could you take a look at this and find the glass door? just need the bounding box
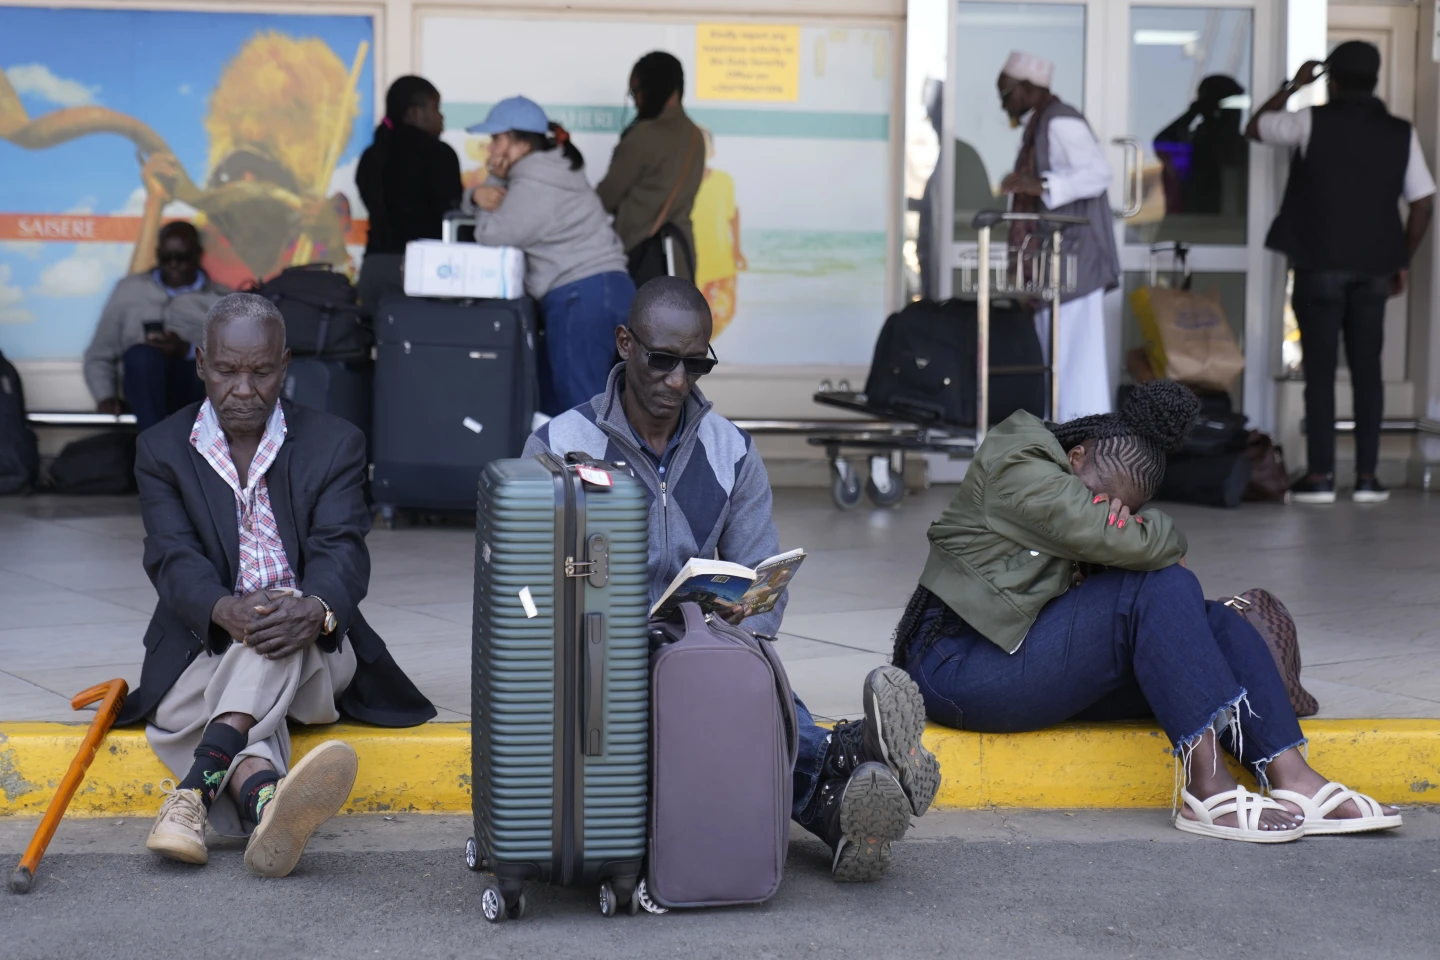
[940,0,1282,421]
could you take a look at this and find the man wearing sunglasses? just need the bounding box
[524,277,939,883]
[84,221,229,431]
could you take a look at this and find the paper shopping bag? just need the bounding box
[1130,285,1245,393]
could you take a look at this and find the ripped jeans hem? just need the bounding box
[1251,736,1309,793]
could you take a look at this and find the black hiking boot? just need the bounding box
[825,666,940,816]
[818,762,911,882]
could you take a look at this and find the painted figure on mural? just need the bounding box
[0,32,367,287]
[690,126,747,338]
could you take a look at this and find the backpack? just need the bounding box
[49,433,137,495]
[250,264,372,359]
[0,352,39,495]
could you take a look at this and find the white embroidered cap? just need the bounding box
[1002,51,1055,88]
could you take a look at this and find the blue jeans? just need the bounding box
[791,696,831,838]
[122,343,204,432]
[905,565,1305,783]
[539,271,635,415]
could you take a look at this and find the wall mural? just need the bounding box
[0,7,374,362]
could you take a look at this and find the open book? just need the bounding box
[650,548,806,621]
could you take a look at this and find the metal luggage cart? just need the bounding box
[805,210,1086,510]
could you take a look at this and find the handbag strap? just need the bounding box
[647,126,701,239]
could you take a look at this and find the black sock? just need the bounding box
[239,769,281,825]
[177,722,247,808]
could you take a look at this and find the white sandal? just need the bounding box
[1268,782,1402,836]
[1174,785,1304,844]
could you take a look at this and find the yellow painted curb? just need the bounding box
[1,719,1436,818]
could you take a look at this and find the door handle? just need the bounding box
[1111,137,1144,218]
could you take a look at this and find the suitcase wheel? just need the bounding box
[480,881,526,923]
[599,882,618,918]
[829,458,863,511]
[464,836,484,871]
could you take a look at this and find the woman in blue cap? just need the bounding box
[464,96,634,415]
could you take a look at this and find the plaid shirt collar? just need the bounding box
[190,399,288,516]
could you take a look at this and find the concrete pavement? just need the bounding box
[4,810,1438,959]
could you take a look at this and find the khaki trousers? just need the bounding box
[146,640,356,837]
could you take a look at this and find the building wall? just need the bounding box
[0,0,906,424]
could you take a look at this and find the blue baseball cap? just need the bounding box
[465,96,550,136]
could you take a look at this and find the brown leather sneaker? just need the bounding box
[243,740,358,878]
[146,780,209,864]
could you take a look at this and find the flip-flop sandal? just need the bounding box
[1269,782,1402,836]
[1174,785,1304,844]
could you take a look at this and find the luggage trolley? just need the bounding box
[808,210,1084,509]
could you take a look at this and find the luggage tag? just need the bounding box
[576,464,612,488]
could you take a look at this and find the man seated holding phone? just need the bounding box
[524,277,941,882]
[83,221,228,431]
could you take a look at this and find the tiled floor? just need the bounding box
[2,488,1438,723]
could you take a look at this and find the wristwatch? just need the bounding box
[309,595,338,636]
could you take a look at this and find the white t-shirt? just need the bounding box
[1256,108,1437,203]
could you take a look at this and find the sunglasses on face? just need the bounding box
[630,331,719,376]
[158,252,195,264]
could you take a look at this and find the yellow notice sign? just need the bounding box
[696,24,800,102]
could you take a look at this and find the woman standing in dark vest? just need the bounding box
[1249,42,1435,504]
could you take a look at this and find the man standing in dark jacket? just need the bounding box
[1249,41,1435,504]
[130,293,434,877]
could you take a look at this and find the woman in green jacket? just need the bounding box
[894,381,1399,843]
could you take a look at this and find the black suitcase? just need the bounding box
[469,454,650,921]
[863,298,1045,427]
[283,357,373,442]
[372,294,538,515]
[251,263,372,359]
[49,433,137,495]
[1157,450,1251,508]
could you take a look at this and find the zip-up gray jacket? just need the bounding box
[522,365,787,636]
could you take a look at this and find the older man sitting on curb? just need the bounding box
[524,278,941,881]
[117,292,434,877]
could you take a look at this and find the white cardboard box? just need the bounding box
[402,240,526,300]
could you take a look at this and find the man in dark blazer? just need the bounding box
[124,292,434,877]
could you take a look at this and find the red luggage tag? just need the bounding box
[577,465,612,487]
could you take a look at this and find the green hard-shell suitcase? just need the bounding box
[467,453,650,921]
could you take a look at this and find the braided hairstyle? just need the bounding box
[1049,380,1200,503]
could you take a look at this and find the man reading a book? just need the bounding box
[524,277,940,882]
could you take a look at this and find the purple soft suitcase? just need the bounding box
[645,603,799,909]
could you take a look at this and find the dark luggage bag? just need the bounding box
[283,357,373,442]
[646,603,798,910]
[372,294,538,516]
[0,352,39,495]
[49,433,137,495]
[252,263,371,359]
[863,298,1045,427]
[468,454,650,922]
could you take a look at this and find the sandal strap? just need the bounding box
[1187,786,1280,830]
[1273,781,1388,821]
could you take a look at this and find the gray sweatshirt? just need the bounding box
[522,365,787,637]
[82,271,228,402]
[462,149,628,300]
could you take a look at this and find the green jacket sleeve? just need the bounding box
[596,132,646,214]
[983,441,1187,569]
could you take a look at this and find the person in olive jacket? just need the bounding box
[891,381,1401,843]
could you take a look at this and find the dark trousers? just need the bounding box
[122,343,204,432]
[905,566,1305,782]
[1292,268,1389,476]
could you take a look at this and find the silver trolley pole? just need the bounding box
[963,210,1087,444]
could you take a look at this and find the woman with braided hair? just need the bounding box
[894,381,1401,842]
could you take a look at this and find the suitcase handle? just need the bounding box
[583,611,605,757]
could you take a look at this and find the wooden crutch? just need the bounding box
[9,679,128,894]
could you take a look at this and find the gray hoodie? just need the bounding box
[522,365,787,637]
[82,271,228,403]
[462,149,629,300]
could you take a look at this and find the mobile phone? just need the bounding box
[143,321,164,337]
